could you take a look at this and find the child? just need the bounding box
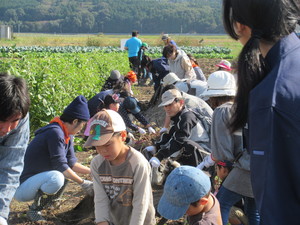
[84,109,156,225]
[101,70,124,92]
[187,54,206,82]
[158,165,222,225]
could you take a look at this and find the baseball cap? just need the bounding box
[162,34,169,40]
[158,166,211,220]
[84,109,126,147]
[162,72,180,86]
[158,89,182,107]
[104,94,121,108]
[216,60,232,71]
[201,71,236,98]
[142,42,148,49]
[123,96,140,114]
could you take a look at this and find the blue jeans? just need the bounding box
[0,114,29,220]
[14,170,65,202]
[216,186,260,225]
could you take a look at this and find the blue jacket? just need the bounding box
[249,32,300,224]
[20,122,77,183]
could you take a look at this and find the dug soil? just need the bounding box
[9,58,221,225]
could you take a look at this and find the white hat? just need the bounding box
[201,71,236,97]
[158,89,182,107]
[162,73,180,86]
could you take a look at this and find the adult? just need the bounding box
[147,57,170,91]
[124,30,142,73]
[147,89,210,168]
[198,71,260,225]
[0,73,30,225]
[15,96,93,222]
[163,44,196,80]
[222,0,300,224]
[161,34,178,49]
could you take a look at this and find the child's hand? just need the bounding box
[138,127,146,135]
[148,126,156,134]
[149,157,160,168]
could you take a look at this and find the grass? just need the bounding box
[0,33,242,58]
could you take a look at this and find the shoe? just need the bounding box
[26,209,46,222]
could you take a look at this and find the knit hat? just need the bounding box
[162,34,169,40]
[84,109,126,147]
[216,60,232,71]
[158,166,211,220]
[158,89,182,107]
[110,70,121,80]
[162,72,180,86]
[123,96,140,114]
[201,71,236,98]
[63,95,90,121]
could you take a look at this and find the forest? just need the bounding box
[0,0,224,34]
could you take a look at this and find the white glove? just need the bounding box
[127,132,136,140]
[80,180,94,196]
[148,126,156,134]
[138,127,146,135]
[149,157,161,168]
[145,145,156,154]
[0,216,7,225]
[198,154,215,169]
[159,127,168,134]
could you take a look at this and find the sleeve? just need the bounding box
[130,160,153,225]
[91,156,111,224]
[65,136,78,168]
[46,129,72,172]
[133,112,149,127]
[156,112,197,161]
[118,106,138,131]
[125,40,129,48]
[181,56,194,79]
[0,114,30,219]
[210,106,236,161]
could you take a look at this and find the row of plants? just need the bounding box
[0,45,233,58]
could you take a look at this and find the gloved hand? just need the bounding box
[127,132,136,140]
[159,127,168,134]
[0,216,7,225]
[198,154,215,169]
[148,126,156,134]
[144,145,156,154]
[138,127,146,135]
[80,179,94,196]
[149,157,161,168]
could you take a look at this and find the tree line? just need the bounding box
[0,0,224,34]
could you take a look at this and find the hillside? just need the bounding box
[0,0,223,34]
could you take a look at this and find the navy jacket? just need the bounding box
[249,32,300,224]
[20,123,77,183]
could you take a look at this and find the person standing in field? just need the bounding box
[0,73,30,225]
[222,0,300,224]
[124,30,142,73]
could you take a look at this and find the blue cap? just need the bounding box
[63,95,90,121]
[123,96,140,114]
[158,166,211,220]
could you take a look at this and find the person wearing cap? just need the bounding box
[216,59,232,72]
[137,42,152,85]
[158,166,222,224]
[163,44,196,80]
[15,96,93,222]
[0,73,30,225]
[161,34,178,48]
[84,109,156,225]
[101,70,124,92]
[147,89,210,168]
[118,96,156,135]
[162,72,207,98]
[198,71,260,225]
[124,30,142,73]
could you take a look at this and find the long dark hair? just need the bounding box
[222,0,299,132]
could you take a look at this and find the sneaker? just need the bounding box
[27,209,46,222]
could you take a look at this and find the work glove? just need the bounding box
[148,126,156,134]
[0,216,7,225]
[138,127,146,135]
[149,157,161,168]
[80,180,94,196]
[144,145,156,154]
[197,154,215,170]
[159,127,168,134]
[127,132,136,140]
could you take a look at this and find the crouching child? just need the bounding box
[158,165,222,225]
[84,109,156,225]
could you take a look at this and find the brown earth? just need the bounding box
[9,58,221,225]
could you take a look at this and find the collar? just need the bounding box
[49,117,70,144]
